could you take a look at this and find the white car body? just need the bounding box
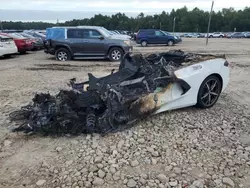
[152,57,229,114]
[205,32,225,38]
[0,35,18,57]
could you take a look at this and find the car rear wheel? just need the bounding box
[141,40,148,47]
[167,40,174,46]
[3,54,12,58]
[19,51,26,55]
[108,47,124,62]
[197,75,222,108]
[56,48,71,61]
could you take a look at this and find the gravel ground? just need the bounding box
[0,38,250,188]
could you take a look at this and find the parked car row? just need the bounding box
[2,26,183,61]
[0,31,45,57]
[23,30,46,43]
[0,33,33,54]
[182,32,250,39]
[183,32,225,38]
[110,30,133,36]
[18,33,44,50]
[2,27,184,61]
[226,32,250,38]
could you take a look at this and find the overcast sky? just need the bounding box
[1,0,250,23]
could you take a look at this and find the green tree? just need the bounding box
[2,7,250,32]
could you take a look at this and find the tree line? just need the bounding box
[2,7,250,32]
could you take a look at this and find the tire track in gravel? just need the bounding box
[23,63,119,72]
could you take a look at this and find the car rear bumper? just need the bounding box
[33,43,44,48]
[26,45,34,51]
[18,45,33,52]
[0,46,18,56]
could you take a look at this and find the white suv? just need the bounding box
[206,32,225,38]
[0,35,18,57]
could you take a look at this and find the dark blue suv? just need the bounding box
[136,29,180,47]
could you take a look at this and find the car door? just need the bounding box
[81,29,105,57]
[144,30,156,44]
[154,30,166,44]
[233,33,240,38]
[66,29,84,55]
[213,32,219,37]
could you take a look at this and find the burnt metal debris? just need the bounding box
[10,50,222,136]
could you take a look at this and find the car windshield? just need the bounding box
[21,33,35,38]
[28,32,45,38]
[162,31,170,35]
[35,32,46,37]
[13,33,23,36]
[109,31,117,35]
[99,27,112,36]
[9,33,25,39]
[0,34,12,40]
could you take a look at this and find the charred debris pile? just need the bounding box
[10,50,222,136]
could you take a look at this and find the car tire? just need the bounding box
[56,48,71,61]
[219,35,223,38]
[141,40,148,47]
[167,40,174,46]
[19,51,26,55]
[209,35,213,38]
[197,75,222,109]
[108,47,124,62]
[3,54,12,58]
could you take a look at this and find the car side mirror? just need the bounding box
[99,36,104,40]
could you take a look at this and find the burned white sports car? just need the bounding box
[10,50,230,135]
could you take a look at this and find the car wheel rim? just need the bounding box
[201,79,220,106]
[169,41,173,46]
[142,42,146,46]
[111,50,121,60]
[58,51,68,61]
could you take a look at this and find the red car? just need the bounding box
[0,33,33,54]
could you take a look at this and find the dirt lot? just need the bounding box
[0,38,250,188]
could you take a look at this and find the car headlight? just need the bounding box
[124,40,131,45]
[174,36,178,39]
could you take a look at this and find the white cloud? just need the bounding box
[1,0,249,22]
[1,0,250,12]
